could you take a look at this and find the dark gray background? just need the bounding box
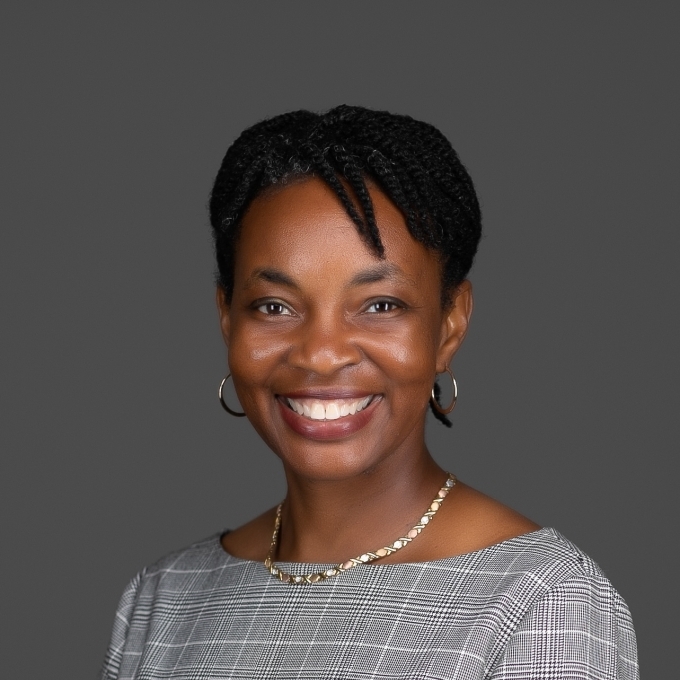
[2,3,677,677]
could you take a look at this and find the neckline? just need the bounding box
[216,526,556,571]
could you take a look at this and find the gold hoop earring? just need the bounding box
[430,367,458,415]
[218,374,246,417]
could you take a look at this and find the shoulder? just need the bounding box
[435,527,639,677]
[117,532,235,607]
[483,532,639,679]
[474,526,608,585]
[106,533,236,635]
[101,534,234,679]
[438,484,630,612]
[423,494,623,623]
[431,524,610,601]
[146,533,227,574]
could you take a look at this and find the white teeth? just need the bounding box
[310,403,325,420]
[286,396,375,420]
[325,403,340,420]
[287,399,302,415]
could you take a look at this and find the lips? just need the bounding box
[277,392,382,440]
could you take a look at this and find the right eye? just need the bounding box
[256,301,292,316]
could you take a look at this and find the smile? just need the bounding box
[277,392,382,440]
[285,396,375,421]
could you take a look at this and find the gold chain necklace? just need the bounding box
[264,473,456,584]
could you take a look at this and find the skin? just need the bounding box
[218,177,539,565]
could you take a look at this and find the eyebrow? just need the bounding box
[243,263,415,290]
[348,263,414,287]
[244,268,299,290]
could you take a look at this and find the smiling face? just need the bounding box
[217,177,472,482]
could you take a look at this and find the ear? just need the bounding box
[216,286,231,347]
[436,280,473,373]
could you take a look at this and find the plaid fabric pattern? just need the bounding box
[101,528,638,679]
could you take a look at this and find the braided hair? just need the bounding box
[209,105,482,426]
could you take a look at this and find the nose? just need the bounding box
[287,311,362,375]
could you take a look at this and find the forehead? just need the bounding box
[234,177,440,287]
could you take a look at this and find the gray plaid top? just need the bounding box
[101,528,638,679]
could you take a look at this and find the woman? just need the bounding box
[101,105,638,679]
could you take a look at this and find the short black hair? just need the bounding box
[209,105,482,426]
[210,105,481,305]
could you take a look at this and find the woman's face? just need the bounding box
[217,177,471,481]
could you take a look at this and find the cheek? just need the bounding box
[235,341,287,365]
[364,322,440,389]
[227,322,288,393]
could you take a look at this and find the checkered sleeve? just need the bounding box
[489,574,639,680]
[100,570,144,680]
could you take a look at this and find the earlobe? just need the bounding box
[436,280,473,372]
[215,286,231,346]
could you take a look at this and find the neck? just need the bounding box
[274,448,447,563]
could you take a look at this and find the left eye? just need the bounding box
[366,301,400,313]
[257,302,292,315]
